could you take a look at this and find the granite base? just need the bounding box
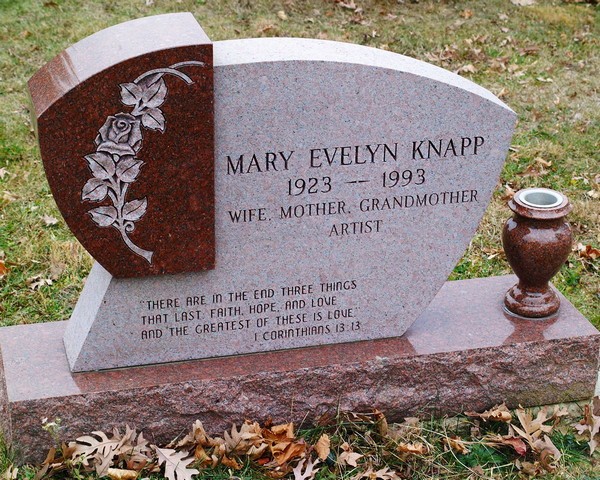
[1,275,599,463]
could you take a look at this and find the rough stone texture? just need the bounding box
[63,36,516,371]
[2,275,598,463]
[28,13,215,277]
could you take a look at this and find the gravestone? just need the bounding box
[1,12,599,463]
[37,14,516,372]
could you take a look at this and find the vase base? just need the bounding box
[502,304,559,321]
[504,283,560,318]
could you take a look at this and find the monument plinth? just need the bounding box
[1,276,598,462]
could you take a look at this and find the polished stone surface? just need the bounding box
[503,188,573,317]
[63,34,516,370]
[2,276,598,462]
[29,13,215,277]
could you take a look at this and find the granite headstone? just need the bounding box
[29,14,517,372]
[3,14,599,463]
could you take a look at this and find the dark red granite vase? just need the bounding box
[502,188,573,318]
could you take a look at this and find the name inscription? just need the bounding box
[224,135,485,238]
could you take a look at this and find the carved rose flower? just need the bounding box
[95,113,142,156]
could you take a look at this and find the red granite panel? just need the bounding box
[28,14,215,277]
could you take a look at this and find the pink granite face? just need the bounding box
[28,13,215,277]
[63,37,517,372]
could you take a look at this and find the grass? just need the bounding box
[0,0,599,478]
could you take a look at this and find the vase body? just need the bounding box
[502,188,573,318]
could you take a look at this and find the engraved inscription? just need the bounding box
[224,136,486,239]
[137,279,361,345]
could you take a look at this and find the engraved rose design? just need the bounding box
[81,61,205,264]
[95,113,142,156]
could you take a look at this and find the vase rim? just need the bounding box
[509,188,572,219]
[518,188,564,208]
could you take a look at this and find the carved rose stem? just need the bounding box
[82,61,204,264]
[109,176,153,263]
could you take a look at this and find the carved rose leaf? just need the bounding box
[82,178,109,202]
[116,156,144,183]
[123,198,147,222]
[89,206,118,227]
[85,152,116,180]
[142,108,166,132]
[141,78,167,109]
[95,113,142,155]
[119,83,143,106]
[140,72,163,87]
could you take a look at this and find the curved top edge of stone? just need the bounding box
[28,12,209,117]
[213,37,516,116]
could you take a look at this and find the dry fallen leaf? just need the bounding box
[515,459,543,476]
[267,423,295,440]
[70,430,126,476]
[277,10,288,20]
[257,24,275,34]
[221,454,242,470]
[352,466,400,480]
[455,64,477,75]
[272,439,307,466]
[0,168,9,180]
[573,402,600,454]
[172,420,217,450]
[534,157,552,167]
[27,275,53,290]
[484,434,527,455]
[337,1,357,10]
[373,409,389,437]
[396,442,428,456]
[577,243,600,261]
[0,260,7,279]
[106,468,138,480]
[224,421,264,455]
[314,434,330,460]
[292,457,319,480]
[533,436,561,472]
[501,184,516,200]
[445,436,469,454]
[42,214,59,226]
[465,403,512,423]
[460,9,473,19]
[496,87,509,99]
[510,0,536,5]
[154,447,199,480]
[2,191,18,202]
[338,442,363,467]
[585,190,600,199]
[1,466,18,480]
